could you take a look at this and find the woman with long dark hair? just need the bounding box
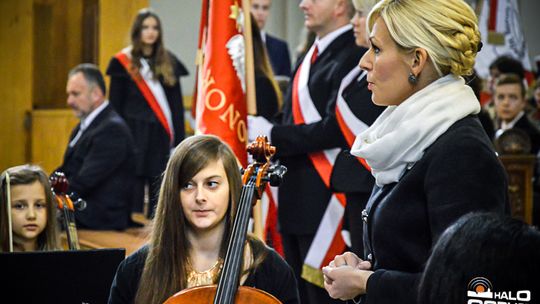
[251,16,282,118]
[106,8,188,219]
[107,135,299,304]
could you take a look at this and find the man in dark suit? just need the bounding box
[251,0,292,78]
[57,63,136,230]
[248,0,360,303]
[494,73,540,154]
[494,73,540,226]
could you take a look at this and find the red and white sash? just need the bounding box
[114,52,174,144]
[335,66,371,170]
[260,187,284,256]
[292,45,347,288]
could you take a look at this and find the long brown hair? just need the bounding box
[251,15,283,108]
[0,164,60,252]
[135,135,268,304]
[129,8,176,86]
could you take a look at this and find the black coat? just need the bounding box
[255,69,279,120]
[106,51,188,177]
[360,116,510,304]
[58,105,136,230]
[512,114,540,155]
[271,29,362,234]
[265,34,291,78]
[330,63,385,194]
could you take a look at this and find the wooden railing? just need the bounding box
[498,154,535,225]
[62,214,149,256]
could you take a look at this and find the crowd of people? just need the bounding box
[2,0,540,303]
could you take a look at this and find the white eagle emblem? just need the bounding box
[226,34,246,92]
[226,2,245,92]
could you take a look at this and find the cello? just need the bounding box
[164,136,287,304]
[49,171,84,250]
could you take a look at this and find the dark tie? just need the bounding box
[311,45,319,65]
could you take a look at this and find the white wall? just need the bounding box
[151,0,308,97]
[519,0,540,73]
[151,0,201,97]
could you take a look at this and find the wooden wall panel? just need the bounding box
[2,0,148,172]
[31,109,78,174]
[98,0,148,74]
[0,0,33,171]
[33,0,83,109]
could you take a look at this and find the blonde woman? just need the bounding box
[323,1,509,303]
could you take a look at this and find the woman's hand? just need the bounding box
[323,252,373,300]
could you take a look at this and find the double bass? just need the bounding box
[164,136,287,304]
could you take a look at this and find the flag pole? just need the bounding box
[192,0,209,127]
[242,0,264,242]
[243,0,256,116]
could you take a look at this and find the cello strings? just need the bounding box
[216,180,256,303]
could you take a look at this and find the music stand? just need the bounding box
[0,248,125,304]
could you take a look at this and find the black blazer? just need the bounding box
[271,29,362,234]
[329,62,385,256]
[330,61,385,194]
[512,114,540,155]
[106,51,188,177]
[255,69,279,120]
[58,105,136,230]
[265,34,292,78]
[360,116,510,304]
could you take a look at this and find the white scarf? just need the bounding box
[351,74,480,187]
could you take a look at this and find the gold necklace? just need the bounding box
[186,258,223,288]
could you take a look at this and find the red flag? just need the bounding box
[195,0,284,255]
[196,0,248,166]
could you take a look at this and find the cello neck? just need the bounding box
[213,183,256,304]
[50,171,80,250]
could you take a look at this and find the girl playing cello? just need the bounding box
[108,135,299,304]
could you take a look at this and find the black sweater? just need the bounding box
[108,244,299,304]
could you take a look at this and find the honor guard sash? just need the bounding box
[114,52,174,144]
[335,66,371,171]
[292,45,347,288]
